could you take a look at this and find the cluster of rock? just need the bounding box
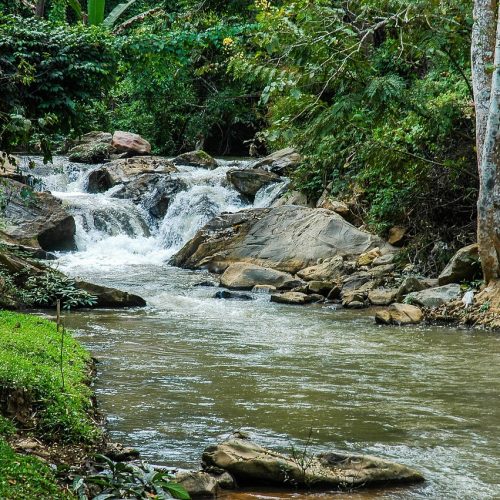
[171,145,481,325]
[176,212,478,325]
[173,436,424,498]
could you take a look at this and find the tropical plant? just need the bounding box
[73,455,190,499]
[22,271,98,309]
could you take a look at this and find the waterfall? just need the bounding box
[21,155,289,271]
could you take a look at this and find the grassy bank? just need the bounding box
[0,310,101,499]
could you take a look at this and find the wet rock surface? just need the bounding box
[201,438,424,490]
[227,169,280,198]
[220,263,303,290]
[173,206,393,274]
[0,179,76,251]
[172,150,218,169]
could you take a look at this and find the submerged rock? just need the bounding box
[375,303,423,325]
[172,206,393,274]
[227,169,280,198]
[220,263,302,290]
[202,438,424,489]
[76,281,146,308]
[172,150,218,170]
[438,243,481,285]
[213,290,253,301]
[0,179,76,251]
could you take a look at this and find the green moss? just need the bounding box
[0,311,100,443]
[0,439,72,499]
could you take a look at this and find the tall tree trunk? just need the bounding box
[35,0,46,17]
[474,3,500,283]
[472,0,497,163]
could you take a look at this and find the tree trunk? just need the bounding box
[473,1,500,283]
[472,0,497,164]
[35,0,46,17]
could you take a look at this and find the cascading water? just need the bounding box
[20,155,288,271]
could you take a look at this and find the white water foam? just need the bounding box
[23,156,288,273]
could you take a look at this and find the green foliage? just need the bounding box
[231,0,477,260]
[0,311,100,442]
[23,271,98,310]
[73,455,190,499]
[87,0,105,25]
[0,439,71,499]
[0,14,117,155]
[106,4,261,155]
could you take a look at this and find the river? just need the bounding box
[23,156,500,499]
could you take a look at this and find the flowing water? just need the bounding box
[23,157,500,499]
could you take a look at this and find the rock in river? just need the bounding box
[252,147,302,176]
[172,206,393,274]
[112,130,151,155]
[227,169,280,198]
[172,150,218,170]
[220,263,302,290]
[375,303,423,325]
[0,179,76,251]
[76,281,146,308]
[202,438,424,490]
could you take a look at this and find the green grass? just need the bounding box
[0,439,72,499]
[0,311,101,499]
[0,311,100,442]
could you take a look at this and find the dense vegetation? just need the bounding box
[0,0,477,265]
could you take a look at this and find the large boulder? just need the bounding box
[172,206,394,274]
[406,284,462,308]
[0,179,76,251]
[75,281,146,308]
[202,438,424,490]
[227,169,280,198]
[111,131,151,155]
[438,244,481,285]
[88,156,178,191]
[375,303,423,325]
[220,263,302,290]
[172,150,218,170]
[253,148,302,175]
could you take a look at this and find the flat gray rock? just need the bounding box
[173,206,393,274]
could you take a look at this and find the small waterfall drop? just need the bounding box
[21,155,289,272]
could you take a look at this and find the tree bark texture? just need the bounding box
[472,0,497,164]
[475,2,500,283]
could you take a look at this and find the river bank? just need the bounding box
[0,310,102,498]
